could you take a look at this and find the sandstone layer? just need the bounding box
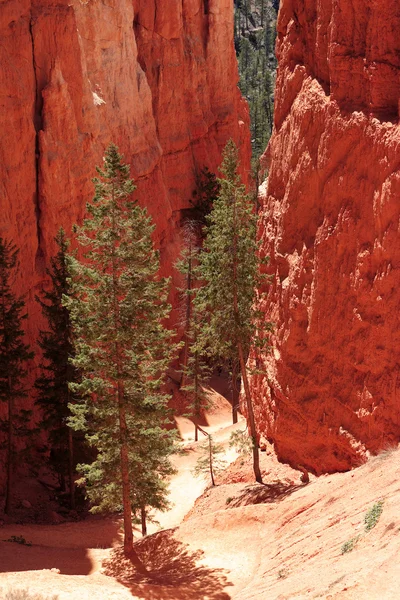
[251,0,400,473]
[0,0,249,358]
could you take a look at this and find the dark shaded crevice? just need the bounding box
[29,15,45,274]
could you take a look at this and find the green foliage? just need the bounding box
[195,140,271,367]
[0,238,34,512]
[277,568,290,579]
[364,501,384,532]
[5,535,32,546]
[192,435,227,486]
[35,229,79,493]
[341,500,384,555]
[194,140,271,483]
[189,167,220,227]
[229,429,253,455]
[234,1,278,158]
[65,144,177,533]
[0,239,34,415]
[341,535,360,554]
[175,224,212,433]
[2,591,58,600]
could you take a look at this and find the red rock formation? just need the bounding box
[251,0,400,474]
[0,0,249,352]
[0,0,250,483]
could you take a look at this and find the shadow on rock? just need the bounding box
[103,528,232,599]
[228,482,303,508]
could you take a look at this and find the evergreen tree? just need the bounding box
[195,141,272,484]
[65,144,176,556]
[180,309,212,442]
[192,434,227,487]
[176,224,212,441]
[189,167,220,228]
[235,1,278,159]
[0,239,34,514]
[35,228,78,509]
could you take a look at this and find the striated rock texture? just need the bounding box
[0,0,250,484]
[0,0,249,351]
[251,0,400,474]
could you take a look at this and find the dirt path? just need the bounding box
[1,386,399,600]
[0,386,241,599]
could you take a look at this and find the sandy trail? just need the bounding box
[1,384,400,599]
[0,385,241,599]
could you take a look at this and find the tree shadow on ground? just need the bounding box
[102,528,232,599]
[0,541,92,575]
[228,482,303,508]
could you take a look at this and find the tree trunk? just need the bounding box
[238,342,262,483]
[118,393,147,571]
[180,244,193,387]
[193,345,201,437]
[5,375,13,514]
[195,423,199,442]
[231,362,239,424]
[244,0,249,30]
[141,506,147,536]
[118,387,134,554]
[209,436,215,487]
[68,427,75,509]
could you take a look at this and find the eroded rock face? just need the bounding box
[251,0,400,474]
[0,1,249,484]
[0,0,249,355]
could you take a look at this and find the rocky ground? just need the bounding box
[0,384,399,599]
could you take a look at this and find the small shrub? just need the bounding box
[341,535,360,554]
[278,568,289,579]
[2,590,58,600]
[364,501,384,532]
[225,496,234,505]
[229,429,252,456]
[5,535,32,546]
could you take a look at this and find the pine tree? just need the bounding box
[195,141,272,484]
[65,144,176,556]
[35,228,78,509]
[235,1,278,159]
[192,434,227,487]
[175,223,212,442]
[0,239,34,514]
[189,167,220,228]
[181,310,212,442]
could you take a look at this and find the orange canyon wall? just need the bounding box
[251,0,400,473]
[0,0,250,355]
[0,0,250,484]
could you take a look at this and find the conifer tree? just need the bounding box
[65,144,176,556]
[176,224,212,441]
[189,167,220,228]
[195,141,272,484]
[35,228,78,509]
[193,434,227,487]
[0,239,34,514]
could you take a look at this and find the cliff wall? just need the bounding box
[251,0,400,473]
[0,0,250,347]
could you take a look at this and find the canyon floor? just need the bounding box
[0,383,399,600]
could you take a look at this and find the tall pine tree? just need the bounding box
[195,141,272,484]
[175,226,211,442]
[35,228,78,509]
[0,239,34,514]
[65,144,176,555]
